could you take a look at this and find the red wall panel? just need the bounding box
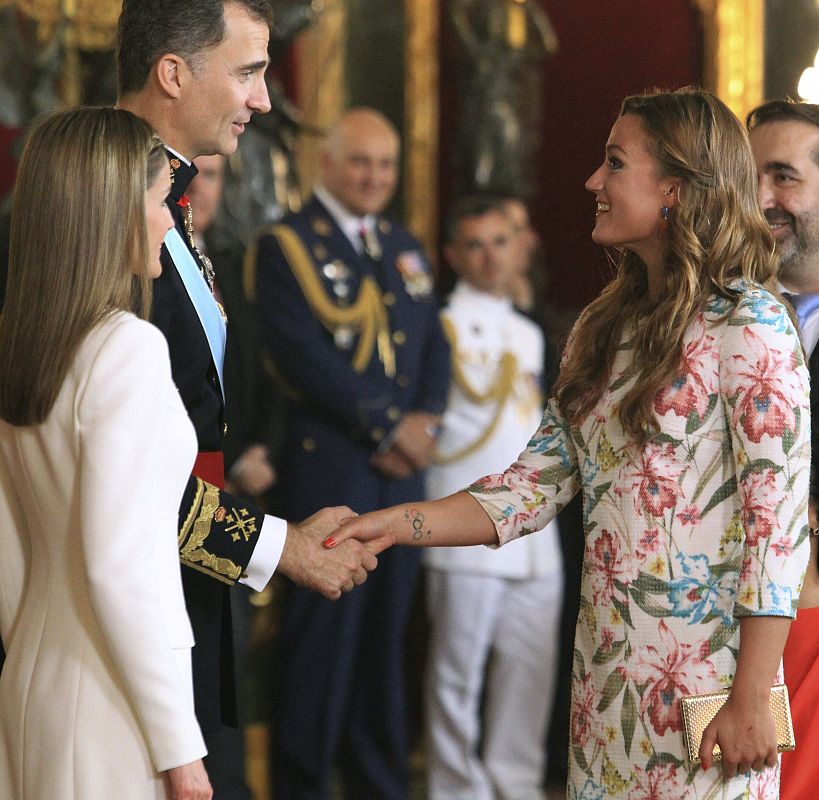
[439,0,704,314]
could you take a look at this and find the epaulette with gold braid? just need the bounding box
[253,224,395,376]
[434,317,519,465]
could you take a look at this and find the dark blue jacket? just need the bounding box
[253,194,451,517]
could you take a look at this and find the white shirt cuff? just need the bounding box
[239,514,287,591]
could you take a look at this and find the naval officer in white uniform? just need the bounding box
[424,196,563,800]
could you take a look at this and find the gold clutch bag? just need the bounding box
[679,684,795,763]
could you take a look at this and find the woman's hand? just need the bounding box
[323,507,399,555]
[323,493,498,553]
[698,689,778,777]
[165,759,212,800]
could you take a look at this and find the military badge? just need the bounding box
[334,326,355,350]
[168,157,181,184]
[322,260,352,303]
[322,260,350,281]
[396,250,433,298]
[311,217,333,237]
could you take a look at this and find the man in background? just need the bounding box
[424,195,563,800]
[253,107,451,800]
[748,98,819,800]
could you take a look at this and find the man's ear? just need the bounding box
[154,54,187,99]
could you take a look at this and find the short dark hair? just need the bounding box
[117,0,272,96]
[444,194,511,243]
[746,99,819,132]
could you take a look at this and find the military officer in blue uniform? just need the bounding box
[115,3,377,797]
[252,107,451,800]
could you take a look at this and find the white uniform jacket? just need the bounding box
[425,281,562,579]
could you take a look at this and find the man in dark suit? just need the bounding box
[748,99,819,798]
[116,3,377,797]
[252,107,451,799]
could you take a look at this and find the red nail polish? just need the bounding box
[324,536,336,548]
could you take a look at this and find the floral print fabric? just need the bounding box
[467,284,810,799]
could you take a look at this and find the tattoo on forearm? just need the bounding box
[404,508,431,541]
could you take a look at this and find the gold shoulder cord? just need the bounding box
[434,317,519,465]
[267,224,395,376]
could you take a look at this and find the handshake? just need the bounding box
[274,412,442,599]
[277,505,379,599]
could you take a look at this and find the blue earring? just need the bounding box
[661,206,670,222]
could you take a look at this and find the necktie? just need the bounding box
[359,224,382,261]
[785,292,819,332]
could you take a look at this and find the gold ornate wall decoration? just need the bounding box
[2,0,121,107]
[296,0,348,194]
[695,0,764,121]
[404,0,440,261]
[11,0,121,50]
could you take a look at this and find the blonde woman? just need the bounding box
[0,108,211,799]
[328,88,810,799]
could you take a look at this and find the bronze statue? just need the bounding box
[450,0,558,197]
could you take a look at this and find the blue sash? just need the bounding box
[164,228,226,400]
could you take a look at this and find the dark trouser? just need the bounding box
[271,546,422,800]
[203,724,252,800]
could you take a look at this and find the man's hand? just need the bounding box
[165,759,212,799]
[277,506,378,599]
[227,443,276,497]
[370,447,415,478]
[390,412,440,470]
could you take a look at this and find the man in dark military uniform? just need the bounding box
[116,3,376,797]
[252,107,451,800]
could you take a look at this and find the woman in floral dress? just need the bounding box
[326,88,811,799]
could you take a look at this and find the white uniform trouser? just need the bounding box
[424,569,563,800]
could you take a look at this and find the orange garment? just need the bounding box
[781,605,819,800]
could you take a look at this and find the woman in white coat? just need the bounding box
[0,107,211,799]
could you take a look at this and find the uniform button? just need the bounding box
[372,428,385,442]
[392,330,406,346]
[302,437,316,452]
[387,406,401,422]
[223,423,228,436]
[383,292,396,306]
[397,375,410,388]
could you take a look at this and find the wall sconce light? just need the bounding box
[799,48,819,101]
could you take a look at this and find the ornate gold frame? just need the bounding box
[695,0,765,120]
[295,0,348,193]
[404,0,440,259]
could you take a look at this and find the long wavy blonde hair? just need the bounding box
[554,87,781,443]
[0,107,165,426]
